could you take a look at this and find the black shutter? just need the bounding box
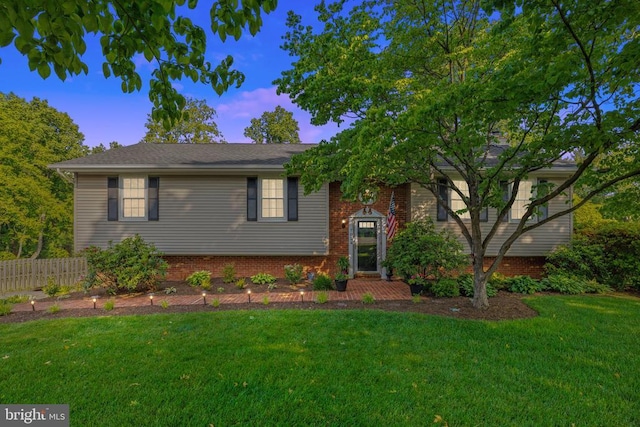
[107,177,119,221]
[247,177,257,221]
[287,177,299,221]
[148,177,159,221]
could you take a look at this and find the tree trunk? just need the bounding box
[30,231,44,259]
[471,253,489,309]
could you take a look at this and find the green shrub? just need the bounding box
[432,278,460,298]
[222,264,236,284]
[82,235,168,293]
[251,273,276,285]
[0,301,13,316]
[541,274,611,295]
[160,300,170,309]
[262,296,270,305]
[2,295,29,304]
[48,304,61,314]
[313,273,333,291]
[385,218,469,281]
[488,272,509,290]
[42,277,61,297]
[505,275,545,294]
[212,298,220,308]
[362,292,375,304]
[284,264,304,285]
[315,291,329,304]
[186,270,211,289]
[103,299,115,311]
[545,222,640,291]
[235,278,246,289]
[0,251,16,260]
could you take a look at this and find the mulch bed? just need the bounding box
[0,279,538,324]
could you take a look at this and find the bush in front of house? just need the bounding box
[186,270,211,290]
[432,278,460,298]
[313,273,333,291]
[83,235,168,294]
[284,263,304,285]
[540,273,611,295]
[545,222,640,291]
[504,275,546,295]
[385,218,469,282]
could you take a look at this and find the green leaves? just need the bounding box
[1,0,276,124]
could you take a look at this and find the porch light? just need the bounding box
[341,219,346,228]
[30,299,35,311]
[247,290,251,303]
[149,293,154,305]
[202,292,207,305]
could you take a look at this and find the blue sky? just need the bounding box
[0,2,344,148]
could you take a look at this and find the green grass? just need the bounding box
[0,294,638,426]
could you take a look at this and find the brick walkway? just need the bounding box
[11,278,412,312]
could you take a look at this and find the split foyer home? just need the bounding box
[50,143,574,280]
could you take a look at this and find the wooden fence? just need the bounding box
[0,257,88,295]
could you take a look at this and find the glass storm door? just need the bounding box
[356,220,378,272]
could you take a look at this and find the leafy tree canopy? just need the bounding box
[276,0,640,308]
[140,97,225,143]
[0,92,88,258]
[244,105,301,143]
[0,0,277,125]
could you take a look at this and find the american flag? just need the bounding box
[386,191,397,241]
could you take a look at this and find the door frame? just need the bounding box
[348,208,386,278]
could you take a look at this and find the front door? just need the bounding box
[356,220,378,272]
[348,209,386,277]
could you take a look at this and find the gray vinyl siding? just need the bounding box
[410,180,572,257]
[75,175,329,255]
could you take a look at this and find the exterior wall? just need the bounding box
[409,179,572,257]
[327,183,410,274]
[74,174,329,256]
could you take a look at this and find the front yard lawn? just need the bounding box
[0,294,638,426]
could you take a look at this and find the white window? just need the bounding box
[511,180,533,221]
[261,178,284,219]
[451,180,470,219]
[122,177,146,218]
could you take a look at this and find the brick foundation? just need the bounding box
[479,256,546,279]
[165,255,330,281]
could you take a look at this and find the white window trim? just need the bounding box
[120,175,148,221]
[258,177,287,222]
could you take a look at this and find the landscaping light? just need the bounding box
[92,296,97,309]
[31,300,35,311]
[247,290,251,303]
[202,292,207,305]
[149,294,154,306]
[300,291,304,302]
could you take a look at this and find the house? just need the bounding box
[50,143,574,280]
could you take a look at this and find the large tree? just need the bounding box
[140,97,225,143]
[275,0,640,308]
[0,93,87,259]
[244,105,301,143]
[0,0,277,124]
